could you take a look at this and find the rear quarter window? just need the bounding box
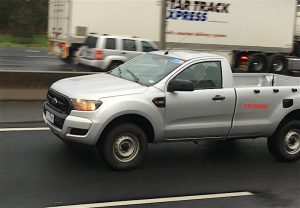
[105,38,116,50]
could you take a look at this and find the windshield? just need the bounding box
[109,54,184,85]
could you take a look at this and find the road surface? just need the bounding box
[1,121,300,208]
[0,47,92,72]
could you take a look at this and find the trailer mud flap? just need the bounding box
[62,46,69,59]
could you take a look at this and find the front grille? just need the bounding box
[44,103,67,129]
[47,89,72,114]
[54,115,65,129]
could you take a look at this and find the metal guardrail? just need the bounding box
[0,70,95,101]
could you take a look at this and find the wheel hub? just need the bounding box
[113,134,140,162]
[120,143,130,152]
[273,60,283,72]
[253,61,263,71]
[284,130,300,155]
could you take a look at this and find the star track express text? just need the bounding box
[166,0,230,22]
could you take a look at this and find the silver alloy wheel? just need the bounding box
[272,60,284,72]
[284,130,300,155]
[113,134,140,162]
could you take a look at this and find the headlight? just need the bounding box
[71,99,102,111]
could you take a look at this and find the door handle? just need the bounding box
[212,95,225,101]
[120,52,127,54]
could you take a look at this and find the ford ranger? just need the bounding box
[43,50,300,170]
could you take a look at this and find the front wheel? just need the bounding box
[268,121,300,162]
[98,123,148,170]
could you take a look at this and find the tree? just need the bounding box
[0,1,15,34]
[0,0,48,37]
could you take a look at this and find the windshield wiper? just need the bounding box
[126,69,140,83]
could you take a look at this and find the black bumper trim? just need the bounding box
[44,103,68,129]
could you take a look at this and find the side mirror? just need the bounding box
[167,79,194,92]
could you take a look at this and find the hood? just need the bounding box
[51,73,147,100]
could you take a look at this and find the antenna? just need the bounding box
[164,34,191,55]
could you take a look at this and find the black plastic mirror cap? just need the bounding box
[168,79,194,92]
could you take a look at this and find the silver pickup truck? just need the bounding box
[44,50,300,170]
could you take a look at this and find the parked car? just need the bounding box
[79,34,159,71]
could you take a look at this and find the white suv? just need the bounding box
[79,34,159,71]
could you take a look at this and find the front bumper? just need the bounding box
[43,104,100,145]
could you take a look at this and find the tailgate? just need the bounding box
[82,36,99,59]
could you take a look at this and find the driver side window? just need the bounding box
[175,61,222,90]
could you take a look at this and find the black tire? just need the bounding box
[268,54,288,74]
[62,44,82,64]
[268,120,300,162]
[61,48,75,64]
[107,61,123,71]
[248,53,268,73]
[98,123,148,170]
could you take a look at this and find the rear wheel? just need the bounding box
[269,54,288,74]
[98,123,148,170]
[62,44,82,65]
[248,53,268,73]
[268,120,300,162]
[62,47,77,64]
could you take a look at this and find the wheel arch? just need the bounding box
[273,109,300,137]
[102,56,126,70]
[98,114,155,145]
[106,56,127,65]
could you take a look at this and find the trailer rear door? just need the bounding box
[48,0,70,42]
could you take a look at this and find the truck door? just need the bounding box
[165,61,236,139]
[48,0,70,42]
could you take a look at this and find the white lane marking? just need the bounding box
[0,127,49,132]
[25,50,40,53]
[0,63,27,66]
[0,69,95,74]
[26,56,56,58]
[48,191,253,208]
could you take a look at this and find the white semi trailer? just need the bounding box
[48,0,300,73]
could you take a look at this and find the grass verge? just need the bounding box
[0,34,48,48]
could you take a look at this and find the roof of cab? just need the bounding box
[150,50,223,61]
